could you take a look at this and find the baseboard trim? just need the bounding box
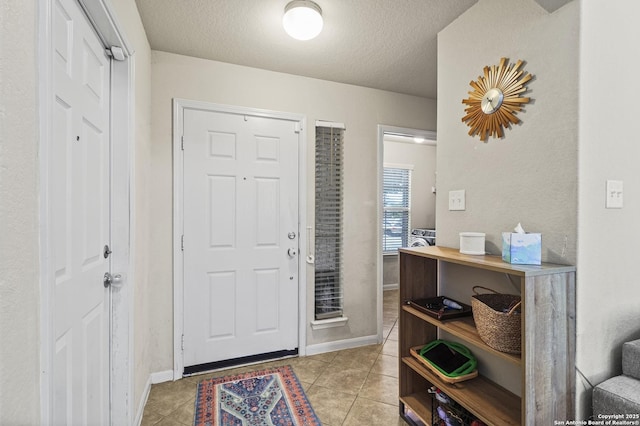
[151,370,174,384]
[134,370,174,425]
[305,334,380,356]
[134,376,152,426]
[383,283,399,291]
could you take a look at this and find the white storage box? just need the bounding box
[459,232,485,255]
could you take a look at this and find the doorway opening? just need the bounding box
[376,125,436,340]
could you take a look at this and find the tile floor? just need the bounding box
[141,289,405,426]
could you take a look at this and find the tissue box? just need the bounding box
[502,232,541,265]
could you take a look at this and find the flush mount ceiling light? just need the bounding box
[283,0,323,41]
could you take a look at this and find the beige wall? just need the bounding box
[149,50,436,369]
[577,0,640,418]
[382,256,399,288]
[437,0,579,264]
[0,0,41,423]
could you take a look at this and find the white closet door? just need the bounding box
[52,0,112,423]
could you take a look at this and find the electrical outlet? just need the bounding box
[449,190,466,211]
[606,180,623,209]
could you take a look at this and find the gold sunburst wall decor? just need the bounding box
[461,57,533,142]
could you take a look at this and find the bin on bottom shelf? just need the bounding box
[429,386,486,426]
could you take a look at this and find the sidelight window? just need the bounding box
[314,122,345,320]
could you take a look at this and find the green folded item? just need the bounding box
[419,340,477,378]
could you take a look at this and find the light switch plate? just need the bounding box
[449,190,466,211]
[606,180,623,209]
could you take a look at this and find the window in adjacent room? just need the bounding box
[382,165,412,253]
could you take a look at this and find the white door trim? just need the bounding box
[38,0,134,424]
[173,99,307,379]
[376,125,436,341]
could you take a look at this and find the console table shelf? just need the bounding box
[398,246,575,426]
[399,392,432,425]
[402,305,521,365]
[403,356,520,425]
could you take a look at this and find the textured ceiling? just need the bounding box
[134,0,478,98]
[134,0,572,99]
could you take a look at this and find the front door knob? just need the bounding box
[103,272,123,288]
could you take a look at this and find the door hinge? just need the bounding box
[181,235,184,251]
[181,135,185,150]
[181,334,184,351]
[294,122,302,134]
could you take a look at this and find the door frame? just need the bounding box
[38,1,134,424]
[172,99,308,378]
[376,125,436,342]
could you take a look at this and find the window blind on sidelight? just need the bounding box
[314,122,345,320]
[382,166,411,253]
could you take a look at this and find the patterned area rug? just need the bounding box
[194,365,321,426]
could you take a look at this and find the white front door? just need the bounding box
[51,0,111,423]
[182,108,299,368]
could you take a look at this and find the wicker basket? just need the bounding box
[471,286,522,354]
